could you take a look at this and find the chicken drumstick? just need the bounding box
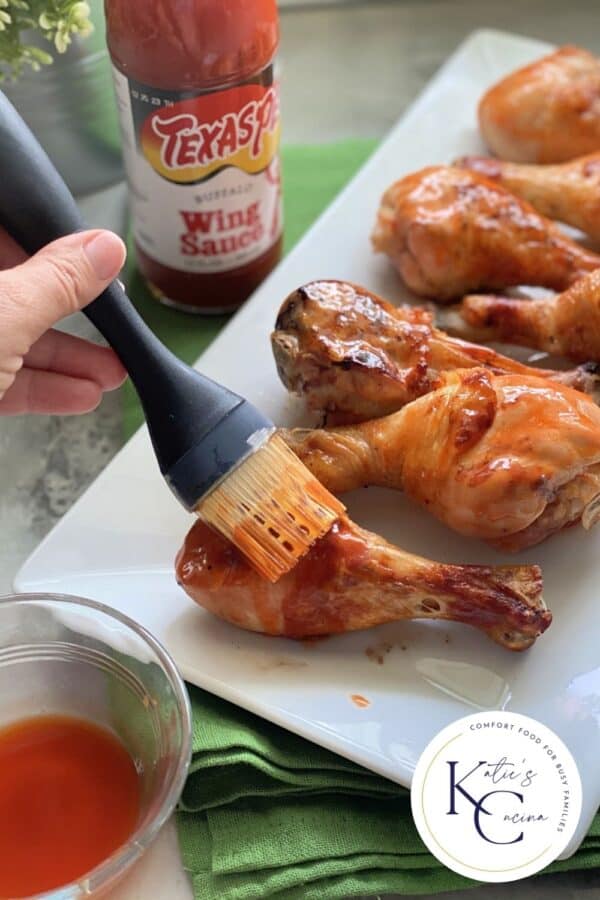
[177,515,549,651]
[272,279,600,421]
[371,166,600,301]
[282,369,600,552]
[478,46,600,164]
[456,153,600,244]
[441,269,600,364]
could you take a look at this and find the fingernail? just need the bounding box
[83,231,126,280]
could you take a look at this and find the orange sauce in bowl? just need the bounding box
[0,715,140,898]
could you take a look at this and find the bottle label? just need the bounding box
[111,66,282,274]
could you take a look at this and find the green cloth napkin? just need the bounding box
[122,139,600,897]
[177,688,600,899]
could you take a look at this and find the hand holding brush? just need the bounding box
[0,91,344,581]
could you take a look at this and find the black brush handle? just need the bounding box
[0,91,271,505]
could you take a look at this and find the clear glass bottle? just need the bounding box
[105,0,282,313]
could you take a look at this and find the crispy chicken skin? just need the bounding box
[456,153,600,244]
[371,167,600,301]
[479,46,600,164]
[272,280,600,421]
[442,269,600,364]
[282,369,600,552]
[176,515,550,650]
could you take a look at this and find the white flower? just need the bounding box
[54,30,70,53]
[71,2,93,37]
[72,1,91,19]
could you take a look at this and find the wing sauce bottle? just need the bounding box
[105,1,282,313]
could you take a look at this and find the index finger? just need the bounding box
[24,329,127,390]
[0,225,27,269]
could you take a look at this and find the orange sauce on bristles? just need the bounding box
[196,431,345,582]
[0,715,140,897]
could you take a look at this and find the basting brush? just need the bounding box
[0,93,345,582]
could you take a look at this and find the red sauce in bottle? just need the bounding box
[0,715,140,896]
[105,1,282,313]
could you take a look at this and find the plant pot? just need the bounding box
[2,0,123,197]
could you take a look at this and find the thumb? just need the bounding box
[1,230,126,349]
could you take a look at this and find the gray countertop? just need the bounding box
[1,1,600,897]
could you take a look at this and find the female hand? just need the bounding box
[0,228,127,415]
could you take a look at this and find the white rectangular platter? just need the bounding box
[15,29,599,857]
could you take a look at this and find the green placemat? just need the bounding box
[121,139,600,898]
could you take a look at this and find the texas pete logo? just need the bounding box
[140,84,279,184]
[411,711,582,883]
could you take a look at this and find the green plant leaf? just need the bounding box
[0,0,93,77]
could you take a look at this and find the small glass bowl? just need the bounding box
[0,593,192,899]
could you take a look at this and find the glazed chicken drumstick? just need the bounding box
[272,280,600,421]
[456,153,600,245]
[478,46,600,164]
[441,269,600,364]
[282,369,600,552]
[371,166,600,301]
[177,515,550,651]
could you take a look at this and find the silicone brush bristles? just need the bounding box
[195,431,346,582]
